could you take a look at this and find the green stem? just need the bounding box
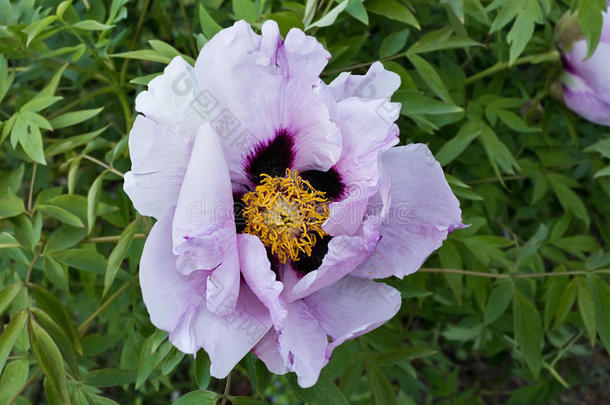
[465,50,561,85]
[420,267,610,279]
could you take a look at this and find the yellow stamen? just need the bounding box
[242,169,329,263]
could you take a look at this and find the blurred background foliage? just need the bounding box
[0,0,609,404]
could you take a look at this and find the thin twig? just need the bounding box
[220,372,232,405]
[78,281,133,337]
[6,369,42,405]
[465,50,560,85]
[83,233,146,244]
[82,154,124,178]
[420,268,610,279]
[27,163,38,213]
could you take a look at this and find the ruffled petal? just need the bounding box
[323,96,400,236]
[124,115,192,219]
[253,330,288,375]
[170,280,272,378]
[353,144,463,279]
[193,20,341,186]
[563,41,610,94]
[327,61,401,102]
[237,233,287,324]
[135,56,209,133]
[139,211,206,334]
[303,276,401,355]
[172,123,240,315]
[284,218,380,302]
[276,299,327,388]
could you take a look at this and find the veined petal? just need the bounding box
[353,144,463,279]
[172,123,240,315]
[253,330,288,375]
[124,115,192,219]
[193,20,341,186]
[284,218,380,302]
[139,211,206,336]
[327,61,401,102]
[276,299,327,388]
[170,280,272,378]
[237,234,287,325]
[303,276,401,355]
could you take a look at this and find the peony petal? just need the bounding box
[327,61,401,102]
[323,96,400,236]
[237,233,287,325]
[253,330,288,375]
[193,20,341,186]
[170,280,272,378]
[124,115,193,219]
[563,72,610,126]
[172,123,240,315]
[353,144,463,279]
[139,211,206,335]
[135,56,209,134]
[276,299,328,388]
[285,218,380,302]
[303,276,401,355]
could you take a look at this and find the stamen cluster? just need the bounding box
[242,169,329,263]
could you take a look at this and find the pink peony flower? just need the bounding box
[558,3,610,126]
[124,20,463,387]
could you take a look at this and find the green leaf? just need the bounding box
[506,0,543,64]
[0,284,23,318]
[230,397,268,405]
[0,188,25,220]
[366,358,397,405]
[307,0,349,29]
[195,349,212,390]
[513,289,543,378]
[577,0,607,58]
[199,4,223,39]
[110,50,172,64]
[29,319,71,404]
[30,285,81,355]
[23,15,57,46]
[366,0,419,28]
[0,359,28,404]
[548,174,590,228]
[484,280,513,325]
[72,20,114,31]
[587,274,610,355]
[83,369,137,387]
[19,124,46,164]
[37,204,84,228]
[0,311,27,374]
[173,390,217,405]
[407,53,453,103]
[394,91,463,115]
[436,120,480,166]
[285,373,349,405]
[136,331,172,389]
[409,26,480,53]
[104,218,139,296]
[51,248,107,274]
[232,0,258,24]
[87,171,107,234]
[21,96,62,113]
[49,108,104,129]
[379,29,409,58]
[577,278,597,345]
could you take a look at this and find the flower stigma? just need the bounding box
[242,169,330,264]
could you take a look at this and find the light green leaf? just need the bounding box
[49,108,104,129]
[104,218,139,296]
[0,311,27,375]
[72,20,114,31]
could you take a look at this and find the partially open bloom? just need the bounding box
[557,4,610,126]
[124,20,463,387]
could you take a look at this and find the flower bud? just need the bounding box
[558,5,610,126]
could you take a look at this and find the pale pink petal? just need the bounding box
[353,144,463,279]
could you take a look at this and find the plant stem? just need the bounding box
[83,233,146,244]
[78,281,132,337]
[420,267,610,279]
[220,372,232,405]
[465,49,561,85]
[82,154,124,178]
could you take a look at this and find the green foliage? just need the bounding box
[0,0,609,404]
